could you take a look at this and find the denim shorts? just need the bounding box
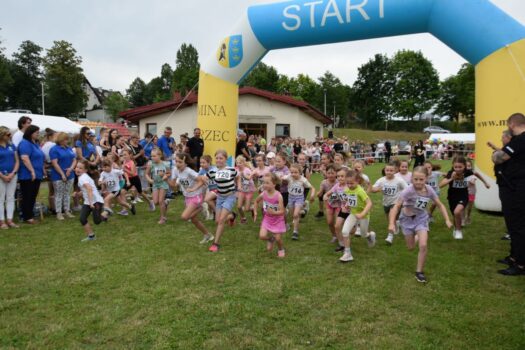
[216,193,237,213]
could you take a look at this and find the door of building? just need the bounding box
[239,123,267,138]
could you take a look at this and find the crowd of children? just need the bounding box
[74,141,492,284]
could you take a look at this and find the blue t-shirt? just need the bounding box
[199,166,218,190]
[49,145,76,181]
[75,140,96,160]
[0,143,17,175]
[140,139,154,159]
[157,136,175,159]
[18,139,45,180]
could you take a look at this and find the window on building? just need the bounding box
[276,124,290,137]
[146,123,157,136]
[315,126,321,138]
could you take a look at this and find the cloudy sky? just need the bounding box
[1,0,524,93]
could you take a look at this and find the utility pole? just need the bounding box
[41,82,45,115]
[323,89,327,116]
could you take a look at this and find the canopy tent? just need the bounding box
[0,112,82,134]
[428,133,475,144]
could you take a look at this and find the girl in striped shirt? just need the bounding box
[207,150,238,252]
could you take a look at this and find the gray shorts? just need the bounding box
[399,213,429,236]
[288,195,305,208]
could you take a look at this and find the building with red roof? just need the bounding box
[119,87,332,142]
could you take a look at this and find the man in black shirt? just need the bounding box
[236,132,250,161]
[186,128,204,171]
[492,113,525,276]
[384,141,392,163]
[333,138,344,154]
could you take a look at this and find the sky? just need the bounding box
[1,0,524,93]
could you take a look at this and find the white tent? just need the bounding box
[428,133,475,144]
[0,112,82,134]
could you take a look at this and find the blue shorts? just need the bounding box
[216,193,237,213]
[288,195,305,208]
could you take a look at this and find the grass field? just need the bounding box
[331,128,428,143]
[1,161,524,349]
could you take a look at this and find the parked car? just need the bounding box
[423,126,450,134]
[6,109,32,114]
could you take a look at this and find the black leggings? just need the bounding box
[126,176,143,193]
[79,203,103,226]
[19,179,41,221]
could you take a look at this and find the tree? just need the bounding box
[43,41,87,117]
[8,40,43,113]
[241,62,280,92]
[318,71,352,127]
[145,77,166,104]
[436,63,475,122]
[0,28,13,110]
[126,77,148,107]
[104,92,129,121]
[172,43,200,96]
[389,50,440,120]
[351,54,393,128]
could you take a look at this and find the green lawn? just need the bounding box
[1,161,523,349]
[331,128,428,143]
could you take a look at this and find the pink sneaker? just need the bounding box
[208,243,220,252]
[278,249,285,258]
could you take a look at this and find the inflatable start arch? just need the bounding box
[197,0,525,212]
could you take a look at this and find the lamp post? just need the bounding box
[41,82,45,115]
[323,89,327,116]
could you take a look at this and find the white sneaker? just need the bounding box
[136,198,143,203]
[340,251,354,262]
[385,233,394,245]
[367,231,377,247]
[199,234,214,244]
[455,230,463,240]
[355,226,362,237]
[56,213,64,221]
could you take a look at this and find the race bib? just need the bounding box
[415,196,431,210]
[179,179,190,188]
[216,170,231,180]
[347,194,358,208]
[452,180,468,188]
[289,184,304,196]
[263,201,278,212]
[383,185,398,196]
[427,180,437,188]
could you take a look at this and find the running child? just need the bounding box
[439,156,490,240]
[352,159,371,237]
[282,163,316,240]
[207,150,238,252]
[423,161,444,222]
[145,148,170,224]
[236,155,256,224]
[253,173,287,258]
[99,159,135,218]
[339,170,375,263]
[76,160,104,242]
[389,166,452,283]
[318,164,341,243]
[334,152,348,169]
[170,153,214,244]
[297,153,312,217]
[315,153,333,218]
[371,162,408,245]
[396,160,412,184]
[122,148,154,210]
[270,153,290,208]
[323,167,350,252]
[199,155,218,221]
[252,154,270,192]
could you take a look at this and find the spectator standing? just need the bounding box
[186,128,204,171]
[12,116,32,148]
[50,133,76,220]
[236,132,251,161]
[18,125,45,224]
[0,127,19,228]
[157,127,176,160]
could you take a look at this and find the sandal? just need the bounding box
[6,221,19,228]
[0,222,8,230]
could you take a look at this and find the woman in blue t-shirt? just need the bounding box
[50,132,77,220]
[18,125,45,224]
[0,126,20,229]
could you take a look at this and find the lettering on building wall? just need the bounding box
[283,0,385,31]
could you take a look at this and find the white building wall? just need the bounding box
[138,105,197,141]
[84,85,101,111]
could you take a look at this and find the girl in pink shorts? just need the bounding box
[236,155,256,224]
[253,173,286,258]
[170,153,213,244]
[320,164,341,243]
